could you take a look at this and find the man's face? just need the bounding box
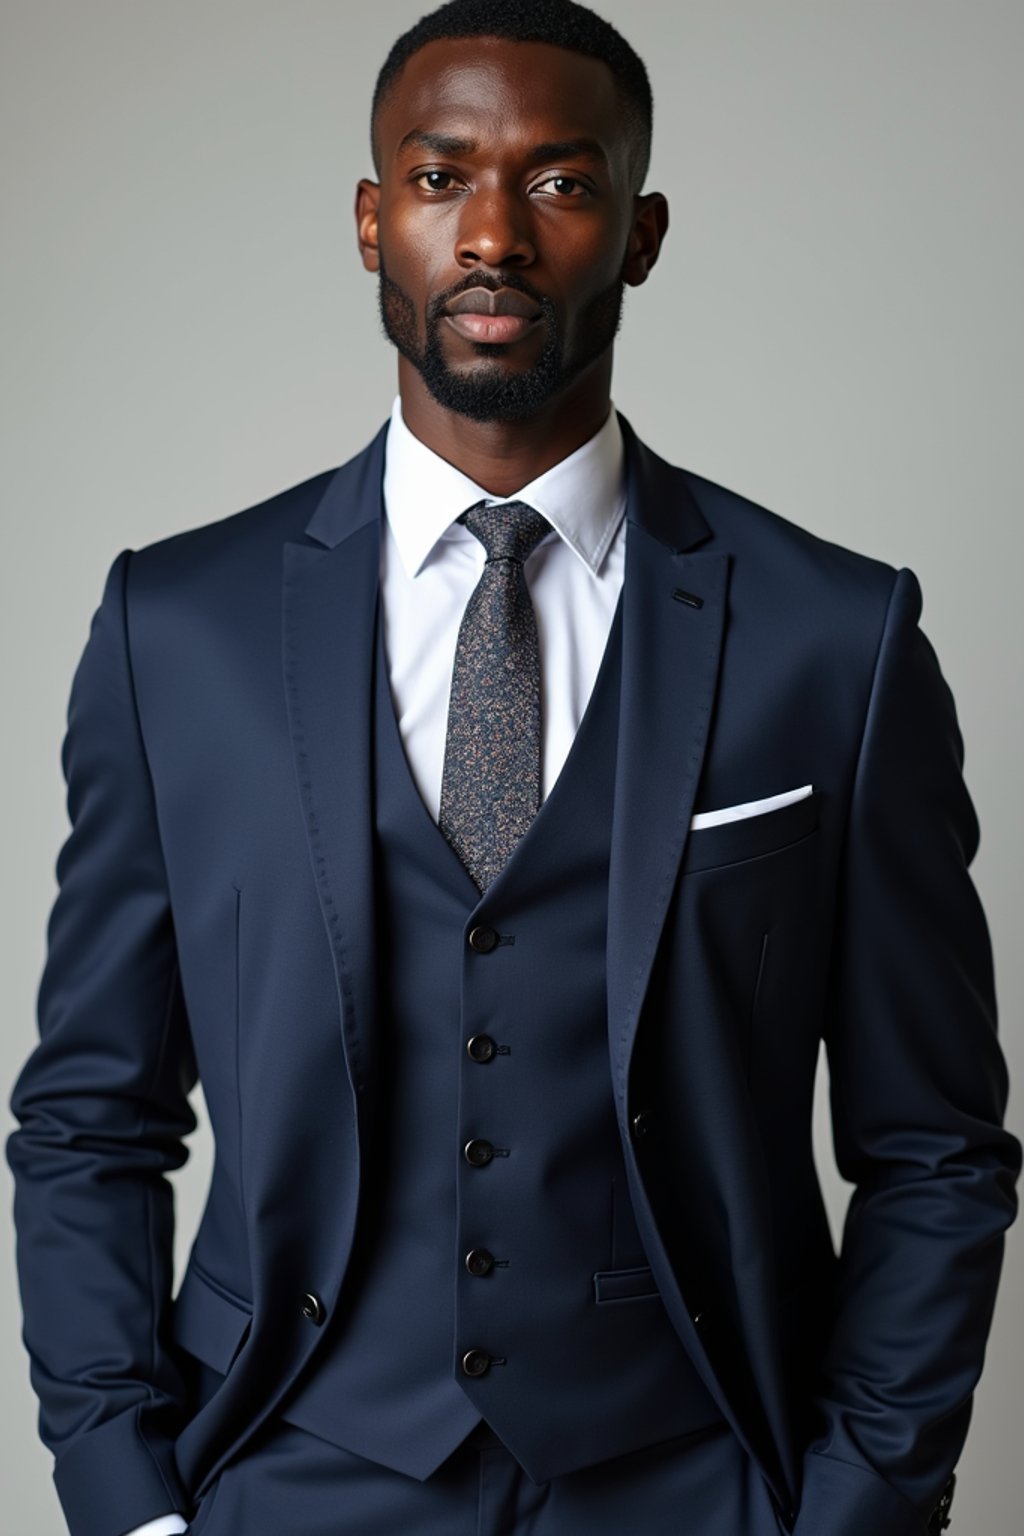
[360,38,653,423]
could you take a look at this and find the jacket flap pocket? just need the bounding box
[172,1261,252,1374]
[593,1264,659,1303]
[683,788,820,875]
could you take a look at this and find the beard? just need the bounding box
[376,251,626,423]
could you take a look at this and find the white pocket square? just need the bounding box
[689,784,813,831]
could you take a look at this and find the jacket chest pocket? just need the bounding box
[681,788,820,876]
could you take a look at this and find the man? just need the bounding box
[7,2,1020,1533]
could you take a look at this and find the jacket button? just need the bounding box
[464,1138,495,1167]
[468,925,498,954]
[631,1110,651,1138]
[465,1248,496,1276]
[301,1291,326,1325]
[462,1348,492,1377]
[467,1034,497,1062]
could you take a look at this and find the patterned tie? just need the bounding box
[439,499,552,892]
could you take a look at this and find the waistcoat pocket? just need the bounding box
[593,1264,660,1303]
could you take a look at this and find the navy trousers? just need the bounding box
[180,1359,786,1536]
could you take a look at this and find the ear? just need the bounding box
[355,178,381,273]
[622,191,669,288]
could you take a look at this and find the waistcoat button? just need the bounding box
[464,1138,495,1167]
[465,1248,496,1276]
[467,1034,497,1062]
[461,1348,492,1377]
[468,925,498,953]
[301,1291,326,1325]
[631,1110,651,1138]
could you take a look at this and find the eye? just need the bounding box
[533,175,588,198]
[415,169,461,193]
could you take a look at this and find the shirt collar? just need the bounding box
[381,393,626,580]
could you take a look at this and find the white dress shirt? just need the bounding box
[122,393,627,1536]
[380,391,627,818]
[126,1518,190,1536]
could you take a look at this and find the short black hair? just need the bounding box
[371,0,653,193]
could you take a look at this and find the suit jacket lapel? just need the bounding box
[281,410,730,1137]
[606,414,729,1109]
[603,422,801,1499]
[282,422,388,1112]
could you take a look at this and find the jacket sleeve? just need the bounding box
[6,549,197,1536]
[791,566,1021,1536]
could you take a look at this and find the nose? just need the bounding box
[455,185,536,270]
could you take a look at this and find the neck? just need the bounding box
[396,356,613,497]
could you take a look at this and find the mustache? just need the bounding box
[426,272,553,324]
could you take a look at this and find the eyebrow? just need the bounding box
[396,129,609,167]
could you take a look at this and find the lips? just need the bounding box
[442,286,543,344]
[445,287,541,319]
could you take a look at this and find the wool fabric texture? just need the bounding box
[439,499,552,891]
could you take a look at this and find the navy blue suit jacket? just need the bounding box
[8,413,1020,1536]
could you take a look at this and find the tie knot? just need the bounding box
[459,499,552,564]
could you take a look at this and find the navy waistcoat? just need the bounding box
[273,577,723,1483]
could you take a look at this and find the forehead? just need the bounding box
[377,36,624,160]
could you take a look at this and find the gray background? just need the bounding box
[2,2,1021,1529]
